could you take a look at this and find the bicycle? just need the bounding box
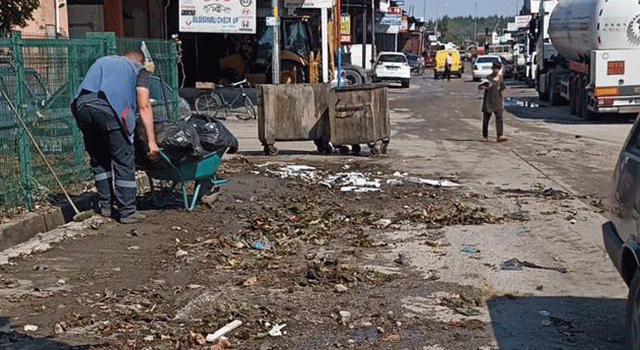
[194,79,257,120]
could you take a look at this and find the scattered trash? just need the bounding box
[210,338,232,350]
[406,177,461,187]
[541,320,552,326]
[176,249,189,258]
[570,219,576,225]
[24,325,38,332]
[500,258,567,273]
[56,279,66,285]
[461,246,480,255]
[251,238,272,251]
[54,323,64,335]
[539,310,550,317]
[267,165,317,180]
[339,311,351,324]
[509,211,531,221]
[386,179,403,186]
[268,323,286,337]
[242,277,258,286]
[206,320,243,343]
[144,335,155,342]
[394,251,412,265]
[372,219,392,229]
[335,284,348,293]
[188,331,206,344]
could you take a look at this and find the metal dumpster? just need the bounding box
[258,84,331,155]
[329,83,390,156]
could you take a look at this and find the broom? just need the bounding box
[1,89,94,222]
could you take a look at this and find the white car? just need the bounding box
[372,52,411,88]
[472,55,502,81]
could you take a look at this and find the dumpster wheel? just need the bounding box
[264,144,279,156]
[351,144,361,155]
[381,139,389,154]
[369,143,380,157]
[336,145,350,155]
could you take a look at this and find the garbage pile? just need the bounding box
[259,164,461,193]
[135,114,238,169]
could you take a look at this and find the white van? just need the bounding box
[487,44,514,63]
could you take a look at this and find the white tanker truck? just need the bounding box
[535,0,640,118]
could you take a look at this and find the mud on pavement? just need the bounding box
[0,156,596,349]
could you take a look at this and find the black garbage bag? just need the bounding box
[134,120,204,170]
[186,114,238,154]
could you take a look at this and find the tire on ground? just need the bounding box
[343,69,363,85]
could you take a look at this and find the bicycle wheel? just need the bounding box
[195,93,225,120]
[237,95,257,120]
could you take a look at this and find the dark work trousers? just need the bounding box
[444,64,451,81]
[482,110,504,138]
[73,104,137,218]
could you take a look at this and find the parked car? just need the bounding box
[602,118,640,347]
[422,50,437,68]
[486,44,514,63]
[434,50,463,79]
[472,55,506,81]
[372,52,411,88]
[403,52,425,75]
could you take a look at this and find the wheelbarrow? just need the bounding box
[145,149,228,211]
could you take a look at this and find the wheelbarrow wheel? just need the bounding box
[369,143,380,157]
[264,144,279,156]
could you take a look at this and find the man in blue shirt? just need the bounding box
[71,50,159,224]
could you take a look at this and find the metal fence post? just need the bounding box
[68,43,84,166]
[169,40,179,119]
[86,32,117,56]
[11,31,33,209]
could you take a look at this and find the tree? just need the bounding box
[0,0,40,33]
[437,16,449,40]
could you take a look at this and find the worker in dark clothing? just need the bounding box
[71,51,159,224]
[479,61,507,142]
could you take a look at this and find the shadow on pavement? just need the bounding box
[0,317,95,349]
[504,96,636,125]
[488,296,626,349]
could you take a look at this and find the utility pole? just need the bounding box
[371,0,376,64]
[474,2,477,44]
[271,0,280,84]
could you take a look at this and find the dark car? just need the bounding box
[422,50,437,68]
[403,52,425,75]
[499,56,515,79]
[603,118,640,347]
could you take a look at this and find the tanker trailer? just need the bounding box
[537,0,640,118]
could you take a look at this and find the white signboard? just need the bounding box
[515,15,532,28]
[179,0,256,34]
[284,0,334,8]
[507,22,517,32]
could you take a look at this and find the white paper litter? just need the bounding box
[407,177,461,187]
[268,323,286,337]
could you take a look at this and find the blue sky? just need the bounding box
[402,0,521,20]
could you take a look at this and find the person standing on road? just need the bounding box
[479,61,508,142]
[444,52,452,81]
[71,50,159,224]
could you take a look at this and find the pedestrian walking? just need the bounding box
[479,61,507,142]
[444,52,452,81]
[71,50,159,224]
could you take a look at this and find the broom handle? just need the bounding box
[1,90,80,215]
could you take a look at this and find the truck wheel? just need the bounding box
[549,75,560,106]
[626,270,640,349]
[402,79,410,88]
[538,74,550,102]
[569,76,578,115]
[582,78,596,120]
[577,81,585,119]
[343,69,363,85]
[281,61,305,84]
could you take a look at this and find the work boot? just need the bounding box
[99,207,112,218]
[497,136,508,142]
[119,211,146,224]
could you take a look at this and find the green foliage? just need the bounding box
[0,0,41,33]
[426,15,514,44]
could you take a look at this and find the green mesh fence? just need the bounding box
[0,32,179,211]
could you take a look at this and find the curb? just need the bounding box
[0,193,97,252]
[0,172,152,252]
